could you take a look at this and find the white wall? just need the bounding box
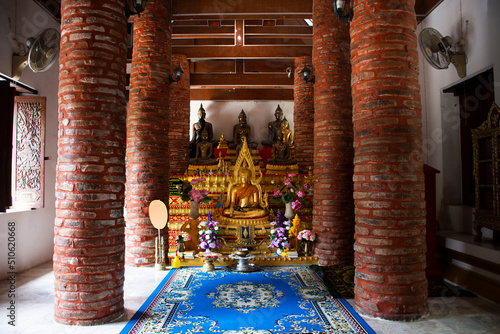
[417,0,500,232]
[189,100,294,147]
[0,0,59,280]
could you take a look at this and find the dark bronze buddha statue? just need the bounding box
[190,104,214,158]
[262,104,284,147]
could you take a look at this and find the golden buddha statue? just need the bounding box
[281,117,294,148]
[223,167,266,218]
[189,129,217,165]
[217,137,270,252]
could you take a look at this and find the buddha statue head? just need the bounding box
[198,104,206,120]
[238,109,247,124]
[274,104,283,121]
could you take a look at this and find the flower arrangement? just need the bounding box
[180,177,210,203]
[297,229,316,242]
[271,173,309,210]
[198,211,220,252]
[268,211,291,252]
[174,231,191,243]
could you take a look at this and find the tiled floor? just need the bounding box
[1,261,499,334]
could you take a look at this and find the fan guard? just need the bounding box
[28,28,60,73]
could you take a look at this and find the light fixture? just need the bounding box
[286,67,292,78]
[300,65,315,83]
[333,0,353,21]
[169,65,184,83]
[125,0,148,18]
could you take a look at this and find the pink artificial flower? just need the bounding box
[271,179,275,184]
[296,190,305,198]
[291,199,302,211]
[297,234,302,240]
[310,234,316,241]
[304,183,311,190]
[283,178,292,186]
[273,190,283,197]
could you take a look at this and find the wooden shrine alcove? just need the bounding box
[472,102,500,242]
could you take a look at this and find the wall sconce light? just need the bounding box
[333,0,353,21]
[125,0,148,18]
[300,65,315,83]
[169,65,184,83]
[286,67,293,78]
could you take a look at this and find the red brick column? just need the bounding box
[294,56,314,174]
[312,0,354,266]
[54,0,127,325]
[125,0,171,266]
[351,0,428,320]
[169,54,190,175]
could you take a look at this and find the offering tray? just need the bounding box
[228,253,260,272]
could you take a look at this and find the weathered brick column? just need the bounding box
[294,56,314,174]
[54,0,128,325]
[169,54,190,175]
[351,0,428,321]
[125,0,171,266]
[312,0,355,266]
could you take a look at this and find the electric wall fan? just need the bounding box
[418,27,467,78]
[12,28,60,80]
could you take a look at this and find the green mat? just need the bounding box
[314,264,476,299]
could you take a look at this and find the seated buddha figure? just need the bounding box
[189,129,218,165]
[268,129,297,165]
[262,104,284,147]
[223,167,267,218]
[281,117,294,149]
[229,110,258,150]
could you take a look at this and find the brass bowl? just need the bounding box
[235,250,249,257]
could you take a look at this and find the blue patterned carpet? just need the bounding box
[121,266,376,334]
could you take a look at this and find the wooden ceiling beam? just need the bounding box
[172,45,311,60]
[190,88,293,101]
[190,73,293,87]
[172,0,312,19]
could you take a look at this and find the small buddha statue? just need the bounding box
[229,110,258,150]
[189,129,218,165]
[268,130,297,165]
[190,104,214,158]
[281,117,294,148]
[223,167,267,218]
[262,104,284,147]
[217,133,229,149]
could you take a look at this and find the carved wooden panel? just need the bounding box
[12,96,46,209]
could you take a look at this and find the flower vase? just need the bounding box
[189,201,200,220]
[284,202,294,221]
[177,242,185,257]
[303,241,312,256]
[276,248,283,256]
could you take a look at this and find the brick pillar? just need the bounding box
[169,54,190,175]
[54,0,127,325]
[294,56,314,174]
[312,0,354,266]
[351,0,428,321]
[125,0,171,266]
